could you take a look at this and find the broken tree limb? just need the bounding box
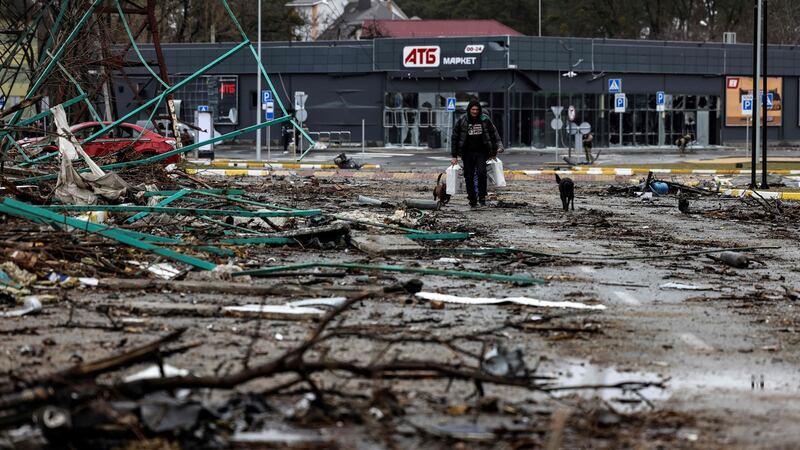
[0,329,187,412]
[95,278,329,296]
[40,205,321,218]
[233,261,545,285]
[331,215,430,234]
[577,245,779,261]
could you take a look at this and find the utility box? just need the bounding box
[197,106,214,159]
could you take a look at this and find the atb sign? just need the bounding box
[656,91,665,112]
[403,46,440,68]
[614,93,626,113]
[741,95,753,116]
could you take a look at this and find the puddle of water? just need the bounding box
[542,360,668,412]
[540,359,800,412]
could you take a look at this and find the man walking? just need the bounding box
[451,99,503,208]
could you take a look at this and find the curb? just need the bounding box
[532,167,800,176]
[184,168,619,182]
[188,160,381,170]
[723,189,800,201]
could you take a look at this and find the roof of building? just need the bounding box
[319,0,408,40]
[361,19,524,38]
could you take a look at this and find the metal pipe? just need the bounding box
[19,115,291,184]
[147,0,181,148]
[256,0,262,161]
[761,0,769,188]
[81,40,250,145]
[751,0,760,188]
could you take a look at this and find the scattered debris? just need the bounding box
[712,251,751,269]
[0,296,42,317]
[333,152,362,169]
[660,282,714,291]
[415,292,606,310]
[350,234,424,255]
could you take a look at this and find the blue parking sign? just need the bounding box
[262,90,272,104]
[741,95,753,116]
[656,91,665,105]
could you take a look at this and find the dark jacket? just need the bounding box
[451,105,502,158]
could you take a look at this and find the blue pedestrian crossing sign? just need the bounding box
[446,97,456,112]
[197,105,209,112]
[608,78,622,93]
[262,90,272,104]
[766,92,773,109]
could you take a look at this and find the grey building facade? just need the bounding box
[117,36,800,149]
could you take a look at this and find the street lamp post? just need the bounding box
[556,42,580,160]
[256,0,262,161]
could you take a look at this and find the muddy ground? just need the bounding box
[2,174,799,449]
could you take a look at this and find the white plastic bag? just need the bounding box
[445,164,462,195]
[487,158,506,187]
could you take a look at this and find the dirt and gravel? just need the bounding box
[2,174,799,449]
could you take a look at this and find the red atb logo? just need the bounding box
[403,46,440,67]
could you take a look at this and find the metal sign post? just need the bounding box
[614,94,626,146]
[742,94,752,154]
[551,106,563,160]
[567,105,576,158]
[265,98,274,160]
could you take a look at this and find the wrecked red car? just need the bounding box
[22,122,181,164]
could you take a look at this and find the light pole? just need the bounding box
[256,0,262,160]
[539,0,542,37]
[556,41,580,159]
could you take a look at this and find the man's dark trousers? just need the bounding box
[462,152,488,204]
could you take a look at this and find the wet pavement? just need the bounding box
[2,174,800,448]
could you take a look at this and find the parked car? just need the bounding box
[22,122,180,164]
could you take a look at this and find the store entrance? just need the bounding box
[383,92,454,149]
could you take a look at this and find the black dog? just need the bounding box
[555,173,574,211]
[433,172,451,205]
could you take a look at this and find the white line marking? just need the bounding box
[678,333,714,352]
[580,266,596,274]
[614,291,641,305]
